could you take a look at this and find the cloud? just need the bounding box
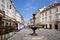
[22,0,37,11]
[25,0,35,6]
[24,6,36,10]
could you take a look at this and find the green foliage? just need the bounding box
[9,28,13,32]
[2,25,14,34]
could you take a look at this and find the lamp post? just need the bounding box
[30,14,38,36]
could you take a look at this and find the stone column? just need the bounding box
[52,23,55,30]
[47,23,50,29]
[44,25,46,29]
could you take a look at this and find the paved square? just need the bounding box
[8,28,60,40]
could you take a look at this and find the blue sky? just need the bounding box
[12,0,60,23]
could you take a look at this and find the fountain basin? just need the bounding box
[30,26,38,36]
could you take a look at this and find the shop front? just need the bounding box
[0,10,5,40]
[55,21,60,30]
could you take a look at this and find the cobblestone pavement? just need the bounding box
[8,28,60,40]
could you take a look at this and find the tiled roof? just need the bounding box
[39,2,60,14]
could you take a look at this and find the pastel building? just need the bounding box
[15,10,24,29]
[35,2,60,30]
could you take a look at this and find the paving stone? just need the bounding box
[8,28,60,40]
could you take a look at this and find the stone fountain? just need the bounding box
[30,14,38,36]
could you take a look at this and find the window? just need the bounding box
[10,23,11,26]
[6,22,8,26]
[45,12,47,16]
[56,7,58,12]
[42,18,44,22]
[58,6,60,12]
[2,6,5,11]
[39,15,41,17]
[51,9,54,13]
[7,2,8,8]
[45,17,47,22]
[49,24,52,29]
[2,8,4,11]
[40,14,42,18]
[58,14,60,19]
[2,0,5,3]
[6,10,8,14]
[57,14,60,19]
[10,5,11,9]
[49,16,52,21]
[49,10,51,14]
[42,13,44,17]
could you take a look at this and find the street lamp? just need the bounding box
[30,14,38,36]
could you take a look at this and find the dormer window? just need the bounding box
[10,5,11,9]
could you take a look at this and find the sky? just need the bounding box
[12,0,60,23]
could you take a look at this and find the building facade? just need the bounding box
[15,10,24,30]
[28,18,33,25]
[0,0,24,34]
[0,0,24,40]
[35,2,60,30]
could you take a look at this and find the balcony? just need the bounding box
[0,10,5,18]
[55,19,60,23]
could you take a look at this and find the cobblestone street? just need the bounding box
[8,28,60,40]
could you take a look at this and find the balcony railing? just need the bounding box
[0,10,5,18]
[55,19,60,23]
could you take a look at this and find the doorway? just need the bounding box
[55,24,58,29]
[49,24,52,29]
[46,24,47,29]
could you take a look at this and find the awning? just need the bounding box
[35,22,46,26]
[2,17,12,22]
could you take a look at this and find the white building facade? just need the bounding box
[0,0,24,40]
[15,10,24,29]
[35,2,60,30]
[0,0,24,33]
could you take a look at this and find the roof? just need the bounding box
[39,6,46,12]
[39,2,60,14]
